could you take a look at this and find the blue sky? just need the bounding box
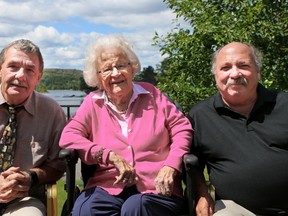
[0,0,187,70]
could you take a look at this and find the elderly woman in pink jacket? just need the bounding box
[59,35,193,216]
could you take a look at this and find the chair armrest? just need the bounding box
[183,154,199,216]
[59,149,79,215]
[59,149,78,162]
[46,183,57,216]
[184,154,199,171]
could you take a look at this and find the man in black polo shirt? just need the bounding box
[188,42,288,215]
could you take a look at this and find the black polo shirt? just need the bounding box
[188,84,288,214]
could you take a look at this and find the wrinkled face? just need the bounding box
[97,47,133,99]
[215,42,260,106]
[0,47,42,105]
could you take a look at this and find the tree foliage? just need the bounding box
[37,69,83,92]
[36,66,158,94]
[79,76,98,94]
[134,66,158,85]
[154,0,288,113]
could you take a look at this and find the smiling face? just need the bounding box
[215,42,260,106]
[97,47,133,100]
[0,47,43,105]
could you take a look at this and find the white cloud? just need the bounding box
[24,26,74,46]
[0,0,187,70]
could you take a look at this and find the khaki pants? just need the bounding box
[2,197,46,216]
[214,200,256,216]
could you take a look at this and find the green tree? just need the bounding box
[80,76,98,94]
[38,69,83,91]
[134,66,157,85]
[154,0,288,113]
[35,83,48,93]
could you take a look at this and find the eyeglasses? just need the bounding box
[98,62,131,76]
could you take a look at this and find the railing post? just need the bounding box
[60,104,193,120]
[60,105,80,120]
[67,107,71,120]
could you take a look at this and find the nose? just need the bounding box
[15,68,26,80]
[229,66,241,78]
[111,67,121,76]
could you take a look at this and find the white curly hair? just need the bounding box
[83,35,141,88]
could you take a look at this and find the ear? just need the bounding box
[257,71,261,81]
[36,71,43,83]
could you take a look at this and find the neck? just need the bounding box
[108,91,133,113]
[223,95,257,117]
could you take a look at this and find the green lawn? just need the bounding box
[56,180,66,216]
[56,179,83,216]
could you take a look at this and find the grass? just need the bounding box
[56,179,83,216]
[56,180,66,216]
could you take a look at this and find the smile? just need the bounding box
[111,80,124,85]
[10,83,27,88]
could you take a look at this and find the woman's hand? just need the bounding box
[108,151,137,186]
[154,166,177,197]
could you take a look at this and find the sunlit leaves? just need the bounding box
[154,0,288,111]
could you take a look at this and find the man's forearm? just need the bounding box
[30,166,64,186]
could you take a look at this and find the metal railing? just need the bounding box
[61,104,193,119]
[61,105,80,120]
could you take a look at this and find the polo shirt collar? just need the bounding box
[251,83,277,112]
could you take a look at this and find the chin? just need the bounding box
[8,87,29,97]
[8,88,27,95]
[112,90,125,96]
[112,86,125,91]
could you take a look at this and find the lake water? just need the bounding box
[44,90,86,178]
[43,90,86,117]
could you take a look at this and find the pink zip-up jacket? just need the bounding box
[59,82,193,198]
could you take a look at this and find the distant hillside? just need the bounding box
[36,68,84,92]
[36,66,156,93]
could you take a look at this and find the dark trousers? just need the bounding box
[72,186,185,216]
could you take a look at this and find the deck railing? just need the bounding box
[61,104,193,119]
[61,105,81,120]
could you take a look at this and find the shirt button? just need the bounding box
[128,145,131,149]
[129,162,133,166]
[128,129,132,132]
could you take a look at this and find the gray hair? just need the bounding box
[0,39,44,72]
[83,35,141,87]
[211,42,263,74]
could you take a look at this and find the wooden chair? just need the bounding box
[46,183,58,216]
